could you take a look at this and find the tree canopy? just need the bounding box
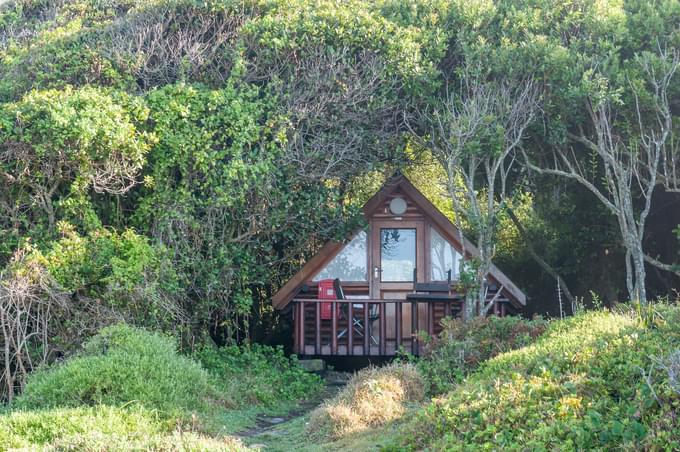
[0,0,679,355]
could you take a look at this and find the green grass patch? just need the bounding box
[399,305,680,450]
[0,405,247,450]
[15,324,217,417]
[417,314,548,395]
[196,344,323,409]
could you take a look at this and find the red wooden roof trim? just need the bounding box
[361,175,402,217]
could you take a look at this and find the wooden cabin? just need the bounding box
[272,175,527,357]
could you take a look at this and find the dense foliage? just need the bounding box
[0,405,248,451]
[15,324,214,414]
[196,344,321,408]
[1,0,679,405]
[400,305,680,450]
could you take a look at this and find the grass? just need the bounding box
[15,324,216,416]
[4,306,679,451]
[0,404,248,451]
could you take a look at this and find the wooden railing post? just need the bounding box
[427,301,434,337]
[293,302,299,354]
[411,301,418,355]
[363,302,369,355]
[331,300,338,355]
[315,302,321,355]
[347,301,353,356]
[299,301,305,355]
[379,302,386,355]
[395,302,402,352]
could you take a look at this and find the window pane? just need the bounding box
[314,231,367,281]
[381,228,416,282]
[430,228,460,281]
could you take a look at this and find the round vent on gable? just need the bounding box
[389,197,407,215]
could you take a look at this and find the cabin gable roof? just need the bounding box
[272,174,527,309]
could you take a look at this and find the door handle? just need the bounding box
[373,267,381,278]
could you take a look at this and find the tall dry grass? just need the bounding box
[307,362,424,439]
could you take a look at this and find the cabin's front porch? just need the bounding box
[276,176,526,358]
[292,296,511,357]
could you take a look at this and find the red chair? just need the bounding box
[318,279,337,320]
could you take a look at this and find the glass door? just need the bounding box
[370,220,425,352]
[370,220,424,299]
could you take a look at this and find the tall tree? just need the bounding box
[525,48,680,304]
[412,69,540,319]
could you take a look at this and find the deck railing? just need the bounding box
[292,298,463,356]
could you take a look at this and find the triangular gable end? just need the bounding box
[271,174,527,309]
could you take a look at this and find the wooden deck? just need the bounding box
[292,298,465,356]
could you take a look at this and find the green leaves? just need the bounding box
[0,86,152,265]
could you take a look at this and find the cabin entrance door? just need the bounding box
[370,220,426,345]
[370,220,425,299]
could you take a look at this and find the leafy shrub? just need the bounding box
[418,314,548,394]
[40,225,184,337]
[14,324,216,416]
[0,405,246,451]
[307,362,424,439]
[400,306,680,450]
[195,344,322,408]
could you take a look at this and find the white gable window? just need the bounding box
[314,231,368,281]
[430,227,461,281]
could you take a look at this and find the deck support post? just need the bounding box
[293,302,299,354]
[411,301,418,355]
[363,303,369,355]
[395,302,402,352]
[299,302,306,356]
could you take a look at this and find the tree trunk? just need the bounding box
[630,242,647,304]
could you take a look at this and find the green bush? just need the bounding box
[417,314,548,395]
[196,344,322,408]
[401,305,680,450]
[14,324,216,416]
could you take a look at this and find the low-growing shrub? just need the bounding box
[14,324,216,416]
[400,306,680,450]
[418,314,548,394]
[307,362,424,439]
[195,344,322,407]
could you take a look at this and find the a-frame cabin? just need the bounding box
[272,175,527,357]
